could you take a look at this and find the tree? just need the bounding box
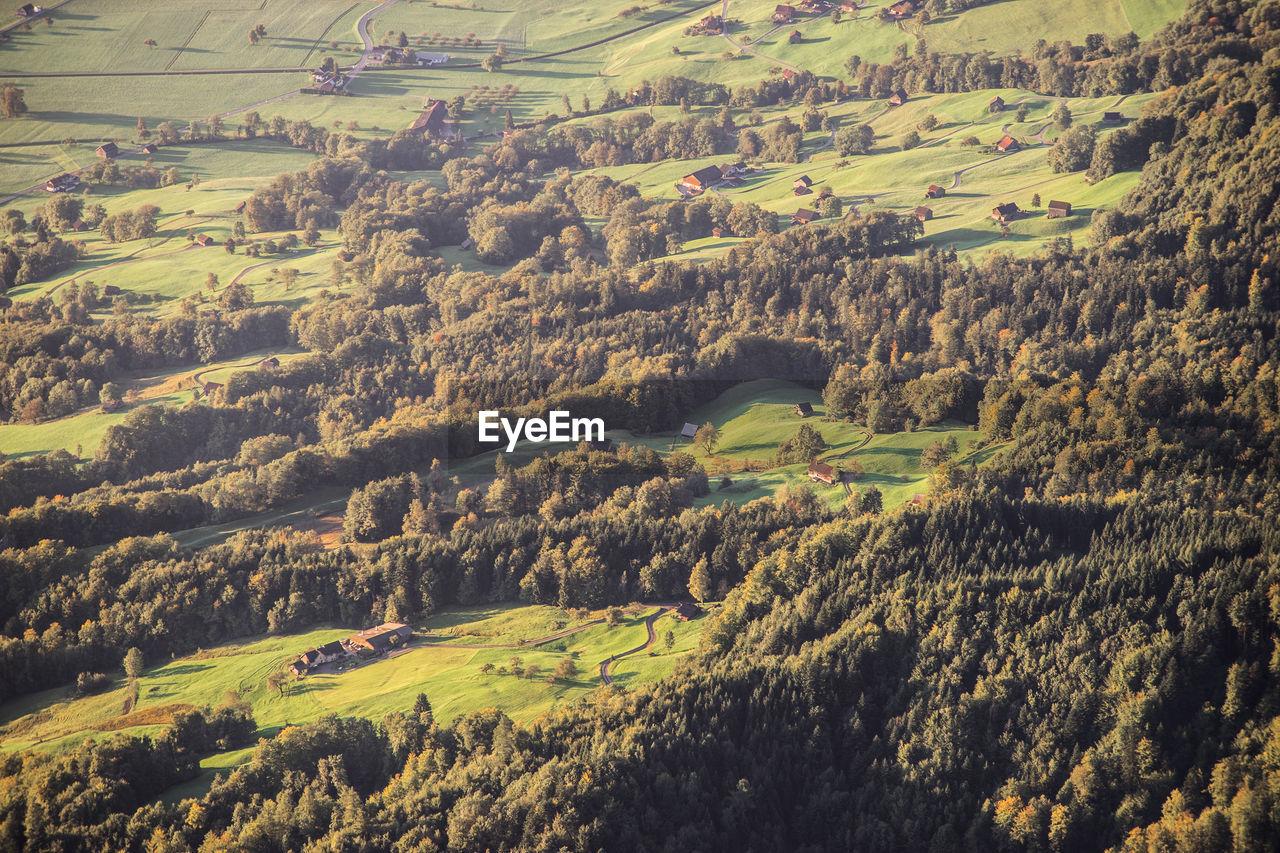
[554,659,578,680]
[1031,193,1041,207]
[693,422,720,456]
[1015,103,1028,122]
[123,647,144,679]
[136,117,150,138]
[99,382,123,407]
[2,84,27,119]
[859,486,882,515]
[606,606,623,627]
[144,38,157,49]
[920,113,939,131]
[1052,102,1072,130]
[836,124,874,155]
[2,208,26,235]
[482,52,503,72]
[248,28,260,45]
[901,130,921,150]
[664,630,675,651]
[688,556,712,603]
[1047,125,1096,173]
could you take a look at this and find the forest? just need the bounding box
[0,0,1278,849]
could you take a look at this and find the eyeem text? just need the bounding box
[478,410,605,452]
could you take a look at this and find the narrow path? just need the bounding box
[599,606,671,685]
[42,214,215,297]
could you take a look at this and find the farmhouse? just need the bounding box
[989,96,1006,112]
[1046,200,1072,218]
[95,142,119,160]
[793,175,813,192]
[100,397,122,413]
[807,460,837,484]
[816,186,833,201]
[678,164,724,195]
[991,202,1022,223]
[674,602,704,621]
[795,402,814,417]
[698,13,723,33]
[194,234,214,246]
[201,380,223,395]
[1102,111,1123,123]
[711,225,729,238]
[348,623,413,655]
[233,200,246,214]
[71,218,87,232]
[888,89,907,107]
[772,4,795,23]
[260,356,280,369]
[791,208,818,225]
[410,99,455,140]
[789,29,802,43]
[681,422,699,439]
[44,174,79,193]
[914,206,933,222]
[887,0,915,19]
[995,135,1020,153]
[588,437,615,453]
[925,184,946,198]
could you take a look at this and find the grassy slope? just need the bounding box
[0,603,708,753]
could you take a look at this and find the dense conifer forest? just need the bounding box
[1,0,1279,849]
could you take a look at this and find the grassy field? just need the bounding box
[0,602,709,753]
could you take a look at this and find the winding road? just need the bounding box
[599,606,672,685]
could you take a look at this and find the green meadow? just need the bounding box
[0,602,709,752]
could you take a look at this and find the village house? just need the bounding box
[1046,199,1072,219]
[793,174,813,194]
[95,142,119,159]
[925,184,946,199]
[887,0,915,19]
[795,402,814,418]
[409,99,456,140]
[991,202,1022,223]
[674,602,704,621]
[995,135,1021,153]
[348,623,413,655]
[888,89,907,107]
[141,142,158,154]
[44,173,79,193]
[772,4,795,23]
[287,640,347,677]
[807,459,837,484]
[678,164,724,196]
[791,208,819,225]
[914,206,933,222]
[789,29,802,44]
[194,234,214,246]
[989,95,1006,112]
